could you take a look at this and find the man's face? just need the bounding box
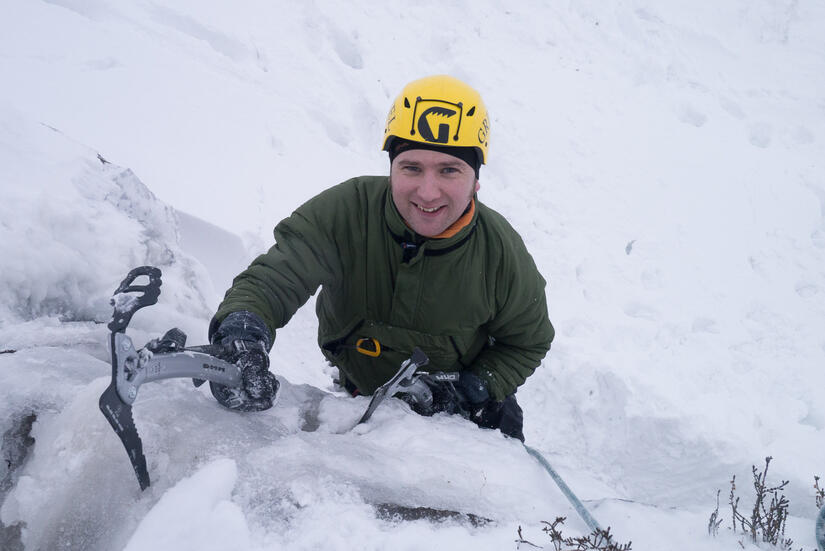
[390,148,480,237]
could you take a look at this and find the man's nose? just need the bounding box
[417,172,440,201]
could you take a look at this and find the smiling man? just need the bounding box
[390,147,479,238]
[208,75,554,441]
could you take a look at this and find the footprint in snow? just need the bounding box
[748,122,773,148]
[623,301,660,322]
[794,281,819,298]
[676,103,708,128]
[691,317,719,334]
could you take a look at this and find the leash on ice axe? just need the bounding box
[99,266,244,490]
[356,347,603,533]
[524,444,602,532]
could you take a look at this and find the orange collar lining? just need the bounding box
[431,200,475,239]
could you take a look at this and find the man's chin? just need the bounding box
[410,222,446,238]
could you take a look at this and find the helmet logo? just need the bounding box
[384,105,397,135]
[410,97,463,144]
[417,106,456,143]
[477,117,489,146]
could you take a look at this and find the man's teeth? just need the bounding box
[417,204,440,213]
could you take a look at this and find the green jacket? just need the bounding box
[213,176,553,401]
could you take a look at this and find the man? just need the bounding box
[208,75,554,441]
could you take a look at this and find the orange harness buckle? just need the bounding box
[355,337,381,357]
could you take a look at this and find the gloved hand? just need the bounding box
[208,311,279,412]
[396,371,488,417]
[456,372,524,442]
[454,371,490,425]
[396,370,524,440]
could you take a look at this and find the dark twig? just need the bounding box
[714,457,801,550]
[708,489,722,536]
[516,525,543,549]
[517,516,631,551]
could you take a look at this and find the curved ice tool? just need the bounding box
[99,266,241,491]
[356,347,429,425]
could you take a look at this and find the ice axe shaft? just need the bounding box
[110,332,240,406]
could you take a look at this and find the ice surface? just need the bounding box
[1,1,824,550]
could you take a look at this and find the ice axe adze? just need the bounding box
[99,266,242,491]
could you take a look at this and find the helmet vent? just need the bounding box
[467,106,476,117]
[404,97,411,108]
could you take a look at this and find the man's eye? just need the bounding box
[401,165,421,173]
[441,167,460,174]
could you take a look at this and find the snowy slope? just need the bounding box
[176,209,250,300]
[2,1,825,550]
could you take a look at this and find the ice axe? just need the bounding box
[99,266,243,490]
[355,347,429,425]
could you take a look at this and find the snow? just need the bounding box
[1,1,824,550]
[124,459,252,551]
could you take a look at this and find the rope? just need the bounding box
[524,444,603,533]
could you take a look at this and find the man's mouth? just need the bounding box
[415,203,443,214]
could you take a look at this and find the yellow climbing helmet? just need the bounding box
[382,75,490,164]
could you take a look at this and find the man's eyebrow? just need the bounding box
[396,158,466,169]
[398,159,463,166]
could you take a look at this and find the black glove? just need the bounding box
[208,311,279,412]
[396,370,524,440]
[470,395,524,441]
[495,395,525,442]
[454,371,490,420]
[456,372,525,442]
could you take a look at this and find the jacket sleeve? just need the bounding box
[211,190,345,346]
[470,233,554,401]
